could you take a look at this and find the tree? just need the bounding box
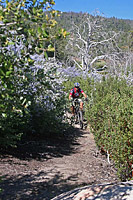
[0,0,68,147]
[65,12,131,73]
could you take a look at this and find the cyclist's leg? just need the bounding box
[78,99,83,110]
[71,105,74,115]
[70,101,74,115]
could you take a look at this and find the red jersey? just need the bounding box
[69,87,84,98]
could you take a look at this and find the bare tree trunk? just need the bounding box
[66,12,130,74]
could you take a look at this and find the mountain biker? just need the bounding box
[69,82,88,115]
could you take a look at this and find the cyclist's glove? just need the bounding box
[69,97,73,102]
[85,97,88,102]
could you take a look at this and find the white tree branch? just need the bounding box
[90,55,108,66]
[72,59,83,70]
[89,33,118,48]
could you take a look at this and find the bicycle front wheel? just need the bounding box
[78,110,83,129]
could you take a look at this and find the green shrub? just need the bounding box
[93,60,106,69]
[85,77,133,180]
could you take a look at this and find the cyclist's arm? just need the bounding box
[69,89,73,100]
[82,91,87,99]
[69,93,72,100]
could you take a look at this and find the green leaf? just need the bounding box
[35,47,40,53]
[22,98,27,105]
[0,69,5,76]
[6,71,12,77]
[44,51,48,59]
[38,27,42,34]
[47,44,55,52]
[33,7,36,14]
[43,30,48,37]
[2,113,7,118]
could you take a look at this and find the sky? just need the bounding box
[53,0,133,20]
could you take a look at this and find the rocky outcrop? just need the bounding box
[52,181,133,200]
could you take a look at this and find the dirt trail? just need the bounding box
[0,127,119,200]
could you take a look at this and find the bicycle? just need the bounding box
[72,98,84,129]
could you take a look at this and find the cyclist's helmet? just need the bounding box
[74,82,80,88]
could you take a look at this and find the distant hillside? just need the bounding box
[124,19,133,28]
[56,12,133,32]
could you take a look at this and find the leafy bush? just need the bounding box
[93,60,106,69]
[85,77,133,180]
[0,53,30,147]
[0,0,68,148]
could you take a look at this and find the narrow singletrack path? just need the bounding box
[0,127,119,200]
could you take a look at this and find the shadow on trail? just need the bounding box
[0,170,93,200]
[0,172,132,200]
[0,127,87,161]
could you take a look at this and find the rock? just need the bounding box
[52,181,133,200]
